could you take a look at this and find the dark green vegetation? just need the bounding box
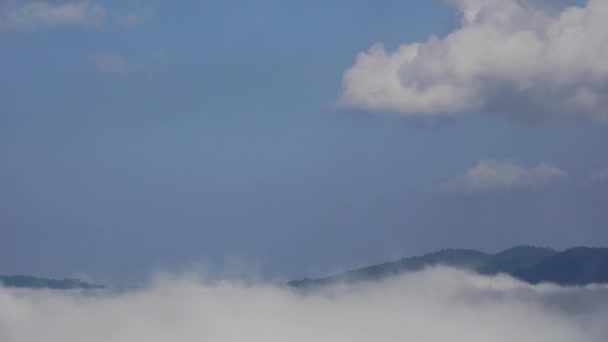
[289,246,608,287]
[0,275,104,290]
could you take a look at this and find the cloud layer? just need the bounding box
[0,1,105,31]
[1,268,607,341]
[445,160,567,193]
[339,0,608,121]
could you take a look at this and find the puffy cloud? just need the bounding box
[89,52,129,74]
[338,0,608,121]
[0,1,105,31]
[1,268,607,341]
[444,160,568,193]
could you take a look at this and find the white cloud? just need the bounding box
[590,168,608,183]
[89,52,129,74]
[1,268,607,341]
[0,1,105,31]
[445,160,568,193]
[339,0,608,121]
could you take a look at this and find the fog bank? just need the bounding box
[1,268,607,341]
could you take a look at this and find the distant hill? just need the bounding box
[479,245,558,274]
[513,247,608,285]
[5,246,607,289]
[0,275,105,290]
[288,246,608,287]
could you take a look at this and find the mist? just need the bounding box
[1,268,607,341]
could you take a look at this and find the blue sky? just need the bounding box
[1,0,608,284]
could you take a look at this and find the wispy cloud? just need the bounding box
[589,168,608,183]
[444,160,568,193]
[339,0,608,122]
[118,4,155,28]
[89,50,170,75]
[89,52,129,74]
[1,268,607,341]
[0,1,105,31]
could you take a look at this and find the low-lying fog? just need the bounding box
[1,267,607,341]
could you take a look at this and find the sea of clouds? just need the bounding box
[1,267,608,341]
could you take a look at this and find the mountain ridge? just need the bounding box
[3,246,607,290]
[288,246,608,287]
[0,275,105,290]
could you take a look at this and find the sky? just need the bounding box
[1,0,608,285]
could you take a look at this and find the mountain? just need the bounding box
[0,275,105,290]
[513,247,608,285]
[289,249,491,287]
[4,246,607,289]
[288,246,608,287]
[479,245,558,275]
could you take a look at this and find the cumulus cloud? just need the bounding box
[89,52,129,74]
[1,268,607,341]
[444,160,568,193]
[339,0,608,121]
[0,1,105,31]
